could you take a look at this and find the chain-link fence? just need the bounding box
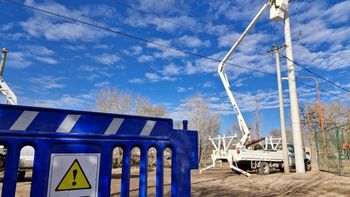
[314,123,350,176]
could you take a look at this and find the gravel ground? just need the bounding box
[1,168,350,196]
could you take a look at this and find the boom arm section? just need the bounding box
[218,71,250,147]
[217,2,271,147]
[0,48,17,105]
[0,77,17,105]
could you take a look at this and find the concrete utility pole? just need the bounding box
[284,13,305,173]
[268,45,290,174]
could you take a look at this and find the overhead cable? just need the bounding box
[4,0,272,75]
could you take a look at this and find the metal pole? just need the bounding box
[284,13,305,173]
[298,77,325,146]
[273,45,290,174]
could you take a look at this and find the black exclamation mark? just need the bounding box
[72,169,77,186]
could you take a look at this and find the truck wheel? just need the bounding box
[258,162,271,175]
[17,170,26,182]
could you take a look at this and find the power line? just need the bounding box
[3,0,272,75]
[298,81,348,101]
[265,47,349,101]
[281,55,350,93]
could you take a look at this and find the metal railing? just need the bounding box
[314,123,350,176]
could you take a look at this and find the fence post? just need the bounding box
[335,127,343,175]
[312,129,320,171]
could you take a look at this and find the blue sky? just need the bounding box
[0,0,349,135]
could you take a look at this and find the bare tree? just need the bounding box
[96,86,132,114]
[226,122,241,137]
[304,102,350,131]
[184,94,220,166]
[135,96,167,117]
[97,86,167,118]
[253,96,263,139]
[268,128,293,144]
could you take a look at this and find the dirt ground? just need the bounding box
[1,168,350,196]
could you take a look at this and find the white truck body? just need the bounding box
[200,135,308,176]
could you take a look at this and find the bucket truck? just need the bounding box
[200,0,310,176]
[0,48,34,181]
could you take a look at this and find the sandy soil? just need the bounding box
[1,168,350,196]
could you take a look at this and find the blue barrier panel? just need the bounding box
[0,104,198,197]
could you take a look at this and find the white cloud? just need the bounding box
[78,65,100,72]
[146,38,172,49]
[176,87,187,93]
[34,56,58,64]
[208,0,263,22]
[187,51,225,75]
[145,73,160,82]
[145,72,176,82]
[178,35,210,48]
[161,63,181,76]
[6,45,57,68]
[25,45,55,56]
[62,44,87,51]
[184,62,197,75]
[124,1,198,32]
[78,64,115,81]
[21,16,104,42]
[137,55,154,63]
[135,0,177,15]
[128,78,144,84]
[123,46,143,56]
[217,31,241,48]
[154,49,186,59]
[20,1,113,42]
[30,76,64,90]
[32,92,95,110]
[294,44,350,71]
[203,81,215,88]
[93,53,120,65]
[6,52,32,68]
[94,81,110,87]
[274,0,350,76]
[146,38,186,59]
[176,86,193,93]
[0,23,14,31]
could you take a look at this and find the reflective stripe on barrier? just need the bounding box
[0,104,198,197]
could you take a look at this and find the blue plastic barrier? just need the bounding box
[0,104,198,197]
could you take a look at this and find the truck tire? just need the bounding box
[258,162,271,175]
[17,170,26,182]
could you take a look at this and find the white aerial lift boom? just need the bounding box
[218,0,289,148]
[0,48,17,104]
[200,0,293,176]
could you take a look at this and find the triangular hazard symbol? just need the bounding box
[55,159,92,191]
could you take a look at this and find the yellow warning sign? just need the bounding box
[55,159,91,191]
